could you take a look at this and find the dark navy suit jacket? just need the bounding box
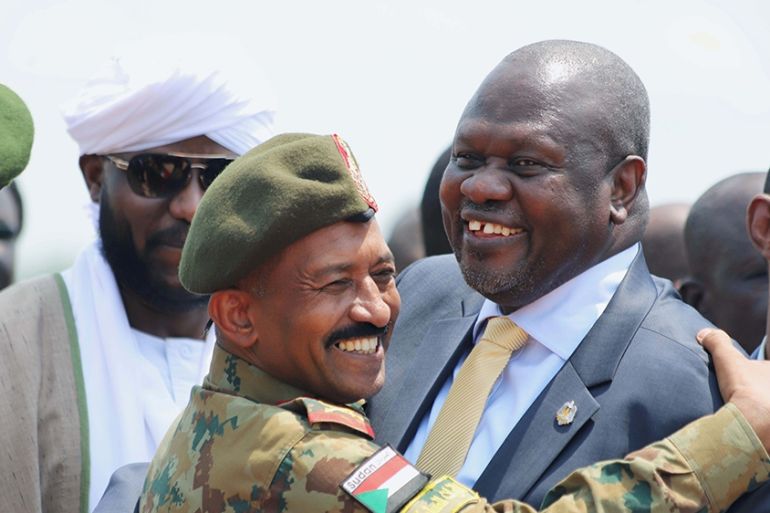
[366,252,768,510]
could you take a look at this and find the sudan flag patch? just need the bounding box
[340,445,430,513]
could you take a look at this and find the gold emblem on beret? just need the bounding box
[331,133,378,212]
[556,400,577,426]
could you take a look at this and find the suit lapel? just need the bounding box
[374,314,477,451]
[474,362,598,500]
[569,252,657,387]
[474,252,658,501]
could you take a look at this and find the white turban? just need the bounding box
[62,36,277,156]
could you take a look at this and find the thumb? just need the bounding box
[696,327,743,360]
[696,328,744,398]
[698,328,770,449]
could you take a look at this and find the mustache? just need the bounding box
[145,223,190,251]
[324,323,389,348]
[460,199,512,215]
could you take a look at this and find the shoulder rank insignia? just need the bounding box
[296,397,375,439]
[556,400,577,426]
[341,445,430,513]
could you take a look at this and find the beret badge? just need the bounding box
[332,133,378,212]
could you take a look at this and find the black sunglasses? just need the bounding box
[104,152,235,198]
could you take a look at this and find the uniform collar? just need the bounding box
[204,344,309,405]
[204,344,368,413]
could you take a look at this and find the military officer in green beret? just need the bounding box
[138,133,770,513]
[0,83,34,188]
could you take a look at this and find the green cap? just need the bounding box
[0,84,34,188]
[180,132,378,294]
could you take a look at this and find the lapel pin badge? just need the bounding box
[556,400,577,426]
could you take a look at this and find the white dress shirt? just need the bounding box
[755,336,767,360]
[404,244,639,487]
[134,330,212,410]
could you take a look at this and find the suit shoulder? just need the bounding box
[396,255,479,314]
[638,287,715,365]
[612,284,722,414]
[397,255,467,293]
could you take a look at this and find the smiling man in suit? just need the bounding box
[366,39,766,510]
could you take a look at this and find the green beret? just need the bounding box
[0,84,34,188]
[180,132,378,294]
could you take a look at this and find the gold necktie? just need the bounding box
[415,316,528,477]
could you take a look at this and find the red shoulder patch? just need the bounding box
[301,397,376,439]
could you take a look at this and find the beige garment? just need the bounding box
[0,275,85,513]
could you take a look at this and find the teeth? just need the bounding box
[468,219,522,237]
[336,337,379,354]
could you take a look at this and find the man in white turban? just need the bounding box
[0,37,276,513]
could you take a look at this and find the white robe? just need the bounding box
[62,242,215,510]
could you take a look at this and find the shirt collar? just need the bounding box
[756,335,767,361]
[474,244,639,360]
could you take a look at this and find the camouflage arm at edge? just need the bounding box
[666,402,770,512]
[403,404,770,513]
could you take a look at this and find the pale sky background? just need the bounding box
[3,0,770,280]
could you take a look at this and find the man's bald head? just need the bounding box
[643,203,690,286]
[467,40,650,164]
[681,172,767,352]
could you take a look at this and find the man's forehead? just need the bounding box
[455,115,556,142]
[287,220,391,269]
[461,68,611,156]
[465,62,595,128]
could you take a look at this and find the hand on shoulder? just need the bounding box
[697,328,770,448]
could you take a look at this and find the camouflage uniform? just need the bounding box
[139,345,770,513]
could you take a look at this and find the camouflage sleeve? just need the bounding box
[402,403,770,513]
[267,428,379,513]
[665,402,770,511]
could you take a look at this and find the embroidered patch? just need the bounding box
[341,445,429,513]
[400,475,479,513]
[331,133,378,212]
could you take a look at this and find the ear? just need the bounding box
[208,290,259,349]
[79,155,105,203]
[677,277,704,311]
[747,194,770,259]
[608,156,646,225]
